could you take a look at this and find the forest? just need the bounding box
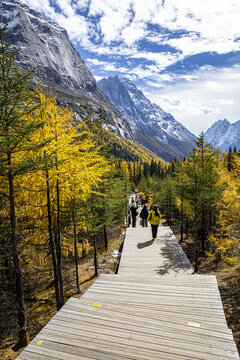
[1,25,240,358]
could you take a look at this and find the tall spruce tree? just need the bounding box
[0,25,46,348]
[227,146,233,171]
[175,133,221,270]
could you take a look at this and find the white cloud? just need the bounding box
[130,51,181,70]
[219,99,234,105]
[86,58,128,73]
[21,0,240,63]
[54,0,75,17]
[145,67,240,135]
[21,0,56,18]
[145,80,166,88]
[94,75,104,82]
[121,21,146,47]
[86,58,105,66]
[19,0,240,136]
[152,0,240,56]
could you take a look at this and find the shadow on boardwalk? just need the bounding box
[155,233,193,276]
[137,239,154,248]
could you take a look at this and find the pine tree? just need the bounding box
[227,146,233,171]
[0,25,47,348]
[174,133,221,270]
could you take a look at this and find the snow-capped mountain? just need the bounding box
[204,119,240,152]
[1,0,197,161]
[1,0,104,100]
[0,0,132,140]
[99,76,196,161]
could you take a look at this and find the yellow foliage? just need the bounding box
[146,192,153,205]
[10,89,110,265]
[176,197,194,220]
[208,157,240,266]
[120,161,130,179]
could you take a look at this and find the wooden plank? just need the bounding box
[35,322,238,360]
[53,309,236,349]
[16,220,239,359]
[64,301,230,332]
[66,299,229,327]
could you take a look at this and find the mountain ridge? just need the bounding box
[99,75,196,161]
[0,0,135,142]
[204,119,240,152]
[1,0,196,162]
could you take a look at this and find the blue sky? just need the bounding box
[22,0,240,135]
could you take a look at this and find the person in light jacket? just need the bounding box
[147,205,161,240]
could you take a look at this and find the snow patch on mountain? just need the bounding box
[0,0,134,142]
[0,0,106,101]
[98,76,196,147]
[204,119,240,152]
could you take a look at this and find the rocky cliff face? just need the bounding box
[0,0,197,160]
[0,0,133,141]
[204,119,240,152]
[0,0,104,100]
[99,76,196,161]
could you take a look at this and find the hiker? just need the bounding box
[135,193,140,205]
[140,204,149,227]
[127,209,131,227]
[147,205,161,240]
[130,202,138,227]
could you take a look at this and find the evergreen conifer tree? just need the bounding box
[0,25,47,348]
[227,146,233,171]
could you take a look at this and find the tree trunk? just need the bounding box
[169,191,172,227]
[72,208,80,294]
[201,206,206,252]
[45,169,61,310]
[93,234,98,277]
[185,216,188,239]
[209,209,212,231]
[194,206,199,273]
[180,197,183,243]
[103,225,108,251]
[56,179,64,307]
[8,154,29,348]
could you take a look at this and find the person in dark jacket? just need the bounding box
[140,205,149,227]
[130,202,138,227]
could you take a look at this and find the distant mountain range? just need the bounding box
[1,0,197,162]
[0,0,132,141]
[99,76,196,161]
[204,119,240,153]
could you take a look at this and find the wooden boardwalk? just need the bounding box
[118,225,193,277]
[17,217,239,359]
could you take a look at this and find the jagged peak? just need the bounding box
[98,74,196,161]
[204,118,240,152]
[1,0,66,33]
[217,119,230,125]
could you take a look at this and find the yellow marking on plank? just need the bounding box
[187,321,200,328]
[37,340,43,345]
[91,303,102,308]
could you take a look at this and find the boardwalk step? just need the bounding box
[17,221,239,359]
